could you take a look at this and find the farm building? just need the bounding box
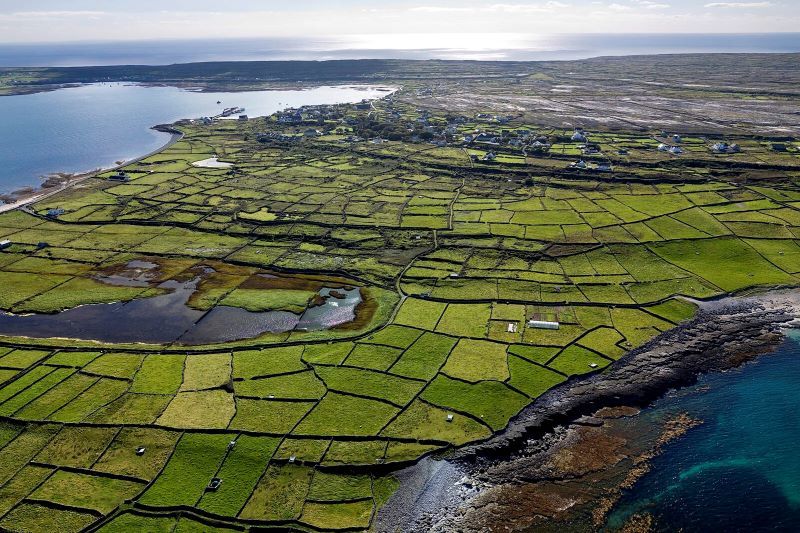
[528,320,560,330]
[571,131,588,143]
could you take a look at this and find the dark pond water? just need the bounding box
[0,278,362,345]
[606,330,800,532]
[179,287,362,345]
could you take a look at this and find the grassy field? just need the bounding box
[0,57,798,531]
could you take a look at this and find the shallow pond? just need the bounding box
[0,276,363,345]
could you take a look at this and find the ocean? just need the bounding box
[0,83,390,194]
[606,329,800,532]
[0,33,798,67]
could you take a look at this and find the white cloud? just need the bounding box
[4,11,107,18]
[409,6,475,12]
[635,0,671,8]
[410,2,569,14]
[487,2,570,12]
[704,2,772,7]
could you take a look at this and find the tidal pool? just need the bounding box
[0,276,363,345]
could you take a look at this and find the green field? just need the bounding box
[0,58,798,531]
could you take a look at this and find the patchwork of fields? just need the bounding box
[0,78,799,531]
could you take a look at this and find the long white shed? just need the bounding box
[527,320,560,330]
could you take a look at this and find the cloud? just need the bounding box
[486,2,570,12]
[6,11,107,18]
[634,0,671,8]
[601,1,671,12]
[704,2,772,7]
[0,10,108,22]
[410,2,569,14]
[409,6,475,12]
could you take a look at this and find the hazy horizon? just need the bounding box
[1,33,798,67]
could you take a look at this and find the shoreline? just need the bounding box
[376,289,800,532]
[0,79,397,98]
[0,83,396,209]
[0,125,183,214]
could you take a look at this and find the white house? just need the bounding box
[571,131,588,143]
[712,142,729,153]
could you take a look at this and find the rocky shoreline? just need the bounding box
[375,290,800,532]
[0,125,182,214]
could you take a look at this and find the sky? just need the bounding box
[0,0,797,44]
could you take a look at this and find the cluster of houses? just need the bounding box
[275,104,345,125]
[658,143,684,155]
[656,132,685,155]
[711,141,741,154]
[569,160,613,172]
[465,129,551,151]
[404,110,466,144]
[475,113,514,125]
[256,127,325,144]
[565,129,610,171]
[570,129,605,155]
[471,152,497,162]
[276,109,305,124]
[571,130,589,143]
[256,132,298,143]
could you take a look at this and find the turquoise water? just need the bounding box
[0,83,390,194]
[607,330,800,531]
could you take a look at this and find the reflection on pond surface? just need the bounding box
[0,270,363,345]
[180,287,362,345]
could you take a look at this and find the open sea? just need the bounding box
[0,83,390,194]
[606,329,800,532]
[0,34,798,66]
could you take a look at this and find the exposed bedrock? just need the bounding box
[376,291,799,532]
